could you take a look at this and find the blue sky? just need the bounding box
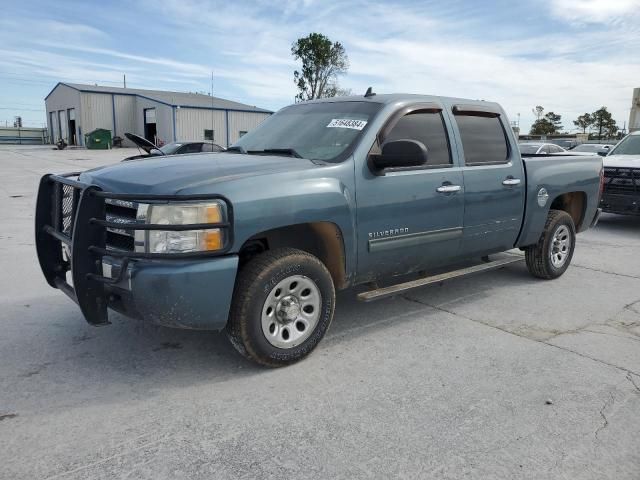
[1,0,639,131]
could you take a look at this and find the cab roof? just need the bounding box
[296,93,502,111]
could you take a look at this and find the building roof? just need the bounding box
[46,82,272,113]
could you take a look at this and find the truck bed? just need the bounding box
[517,154,602,247]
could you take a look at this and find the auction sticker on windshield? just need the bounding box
[327,119,368,130]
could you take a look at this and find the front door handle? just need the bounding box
[502,178,521,186]
[436,184,462,193]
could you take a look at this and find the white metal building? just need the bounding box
[45,83,272,147]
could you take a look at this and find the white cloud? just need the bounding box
[2,0,639,131]
[548,0,640,24]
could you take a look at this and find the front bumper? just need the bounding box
[103,255,238,330]
[35,172,236,330]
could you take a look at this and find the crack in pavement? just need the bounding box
[627,373,640,394]
[400,294,640,377]
[594,393,615,440]
[571,263,640,280]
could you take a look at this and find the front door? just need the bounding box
[449,106,525,256]
[355,105,465,282]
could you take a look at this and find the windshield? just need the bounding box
[159,143,183,155]
[609,135,640,155]
[519,144,540,154]
[231,101,382,161]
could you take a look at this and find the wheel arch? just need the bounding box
[238,222,350,290]
[549,191,587,230]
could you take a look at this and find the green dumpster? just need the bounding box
[84,128,112,149]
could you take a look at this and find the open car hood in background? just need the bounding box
[124,133,162,154]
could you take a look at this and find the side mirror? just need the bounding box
[372,139,428,170]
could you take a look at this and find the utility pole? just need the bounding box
[211,71,214,142]
[123,74,126,88]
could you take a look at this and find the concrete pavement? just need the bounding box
[0,145,638,479]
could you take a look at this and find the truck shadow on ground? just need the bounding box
[596,213,640,232]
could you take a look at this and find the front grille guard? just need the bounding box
[603,167,639,196]
[35,172,234,326]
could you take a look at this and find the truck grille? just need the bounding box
[105,199,139,252]
[603,167,639,196]
[58,188,140,252]
[61,184,79,235]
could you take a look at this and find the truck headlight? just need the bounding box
[142,202,226,254]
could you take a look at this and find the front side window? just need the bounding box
[232,101,382,162]
[202,143,222,152]
[455,114,509,165]
[384,111,451,167]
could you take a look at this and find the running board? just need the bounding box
[357,255,524,302]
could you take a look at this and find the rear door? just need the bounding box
[449,104,525,256]
[355,103,465,281]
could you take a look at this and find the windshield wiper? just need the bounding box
[226,145,246,154]
[247,148,303,158]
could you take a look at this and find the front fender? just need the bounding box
[222,163,357,280]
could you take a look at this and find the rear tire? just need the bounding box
[226,248,335,367]
[525,209,576,279]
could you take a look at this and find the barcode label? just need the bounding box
[326,119,368,130]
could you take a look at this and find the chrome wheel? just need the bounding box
[261,275,322,349]
[550,225,571,268]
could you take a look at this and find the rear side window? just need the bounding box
[455,114,509,165]
[385,111,451,167]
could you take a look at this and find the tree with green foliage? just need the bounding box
[530,109,563,135]
[544,111,563,132]
[591,107,618,139]
[573,113,593,133]
[291,33,349,101]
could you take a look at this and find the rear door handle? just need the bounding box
[436,185,462,193]
[502,178,521,186]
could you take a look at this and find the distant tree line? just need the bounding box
[530,105,619,139]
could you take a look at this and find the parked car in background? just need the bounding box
[518,142,596,156]
[550,139,578,150]
[601,131,640,215]
[35,93,603,366]
[570,144,613,156]
[123,133,224,161]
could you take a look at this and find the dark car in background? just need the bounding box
[123,133,224,161]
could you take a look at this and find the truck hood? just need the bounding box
[79,153,321,194]
[603,154,640,169]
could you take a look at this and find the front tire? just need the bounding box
[525,209,576,279]
[227,248,335,367]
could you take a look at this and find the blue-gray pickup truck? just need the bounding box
[35,93,603,366]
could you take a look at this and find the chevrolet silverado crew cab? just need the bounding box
[35,93,603,366]
[601,130,640,215]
